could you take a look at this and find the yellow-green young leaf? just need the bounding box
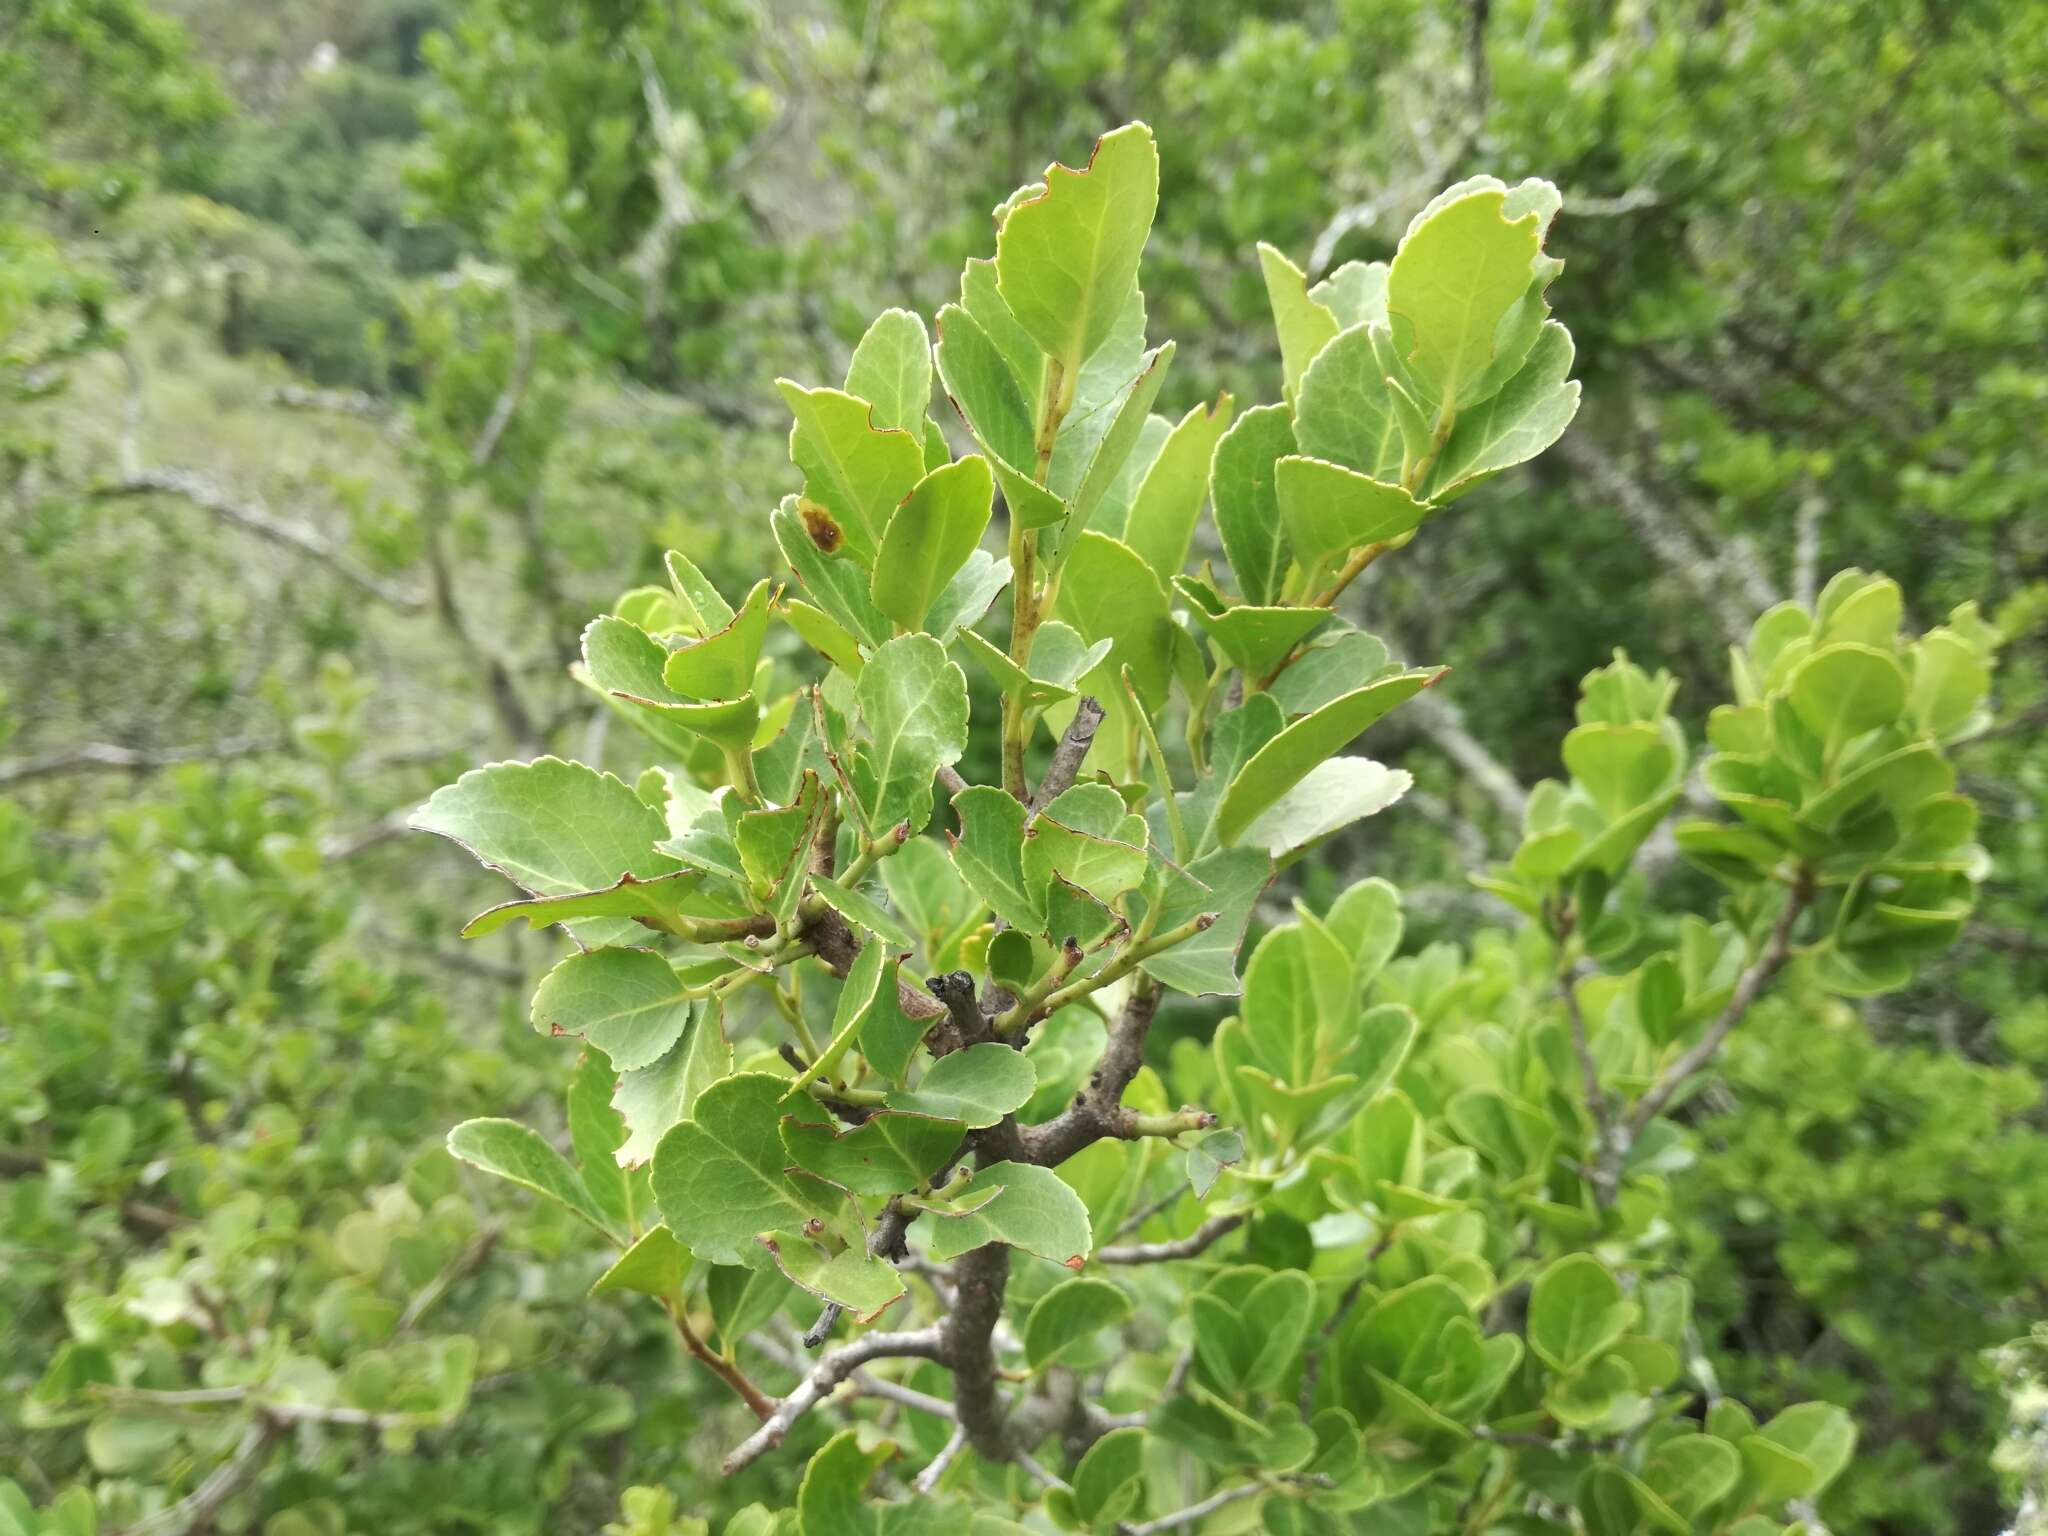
[664,549,735,633]
[448,1118,621,1240]
[1295,324,1405,483]
[412,757,679,949]
[849,634,971,836]
[1311,259,1390,328]
[1121,393,1234,580]
[663,578,775,701]
[1274,455,1429,581]
[736,770,825,903]
[1022,808,1149,909]
[651,1074,843,1265]
[531,947,693,1072]
[950,784,1041,931]
[888,1043,1037,1128]
[1386,184,1545,414]
[1527,1254,1635,1374]
[582,614,761,754]
[843,308,932,435]
[934,304,1065,532]
[612,999,731,1167]
[1258,242,1339,404]
[1174,575,1331,680]
[1210,403,1297,606]
[1640,1435,1742,1521]
[589,1225,690,1300]
[461,869,707,940]
[1788,642,1908,754]
[798,1430,892,1536]
[762,1234,905,1325]
[1025,1276,1133,1371]
[781,1108,964,1197]
[780,597,865,677]
[1748,1403,1856,1498]
[925,1160,1093,1267]
[778,380,927,564]
[1049,341,1176,568]
[871,456,994,633]
[1054,531,1175,711]
[995,122,1160,381]
[1215,670,1442,847]
[1425,320,1580,500]
[1070,1427,1145,1526]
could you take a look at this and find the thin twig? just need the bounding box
[100,470,426,611]
[721,1327,945,1474]
[106,1418,280,1536]
[0,736,279,788]
[1096,1213,1245,1266]
[664,1299,775,1421]
[914,1425,968,1493]
[1120,1480,1264,1536]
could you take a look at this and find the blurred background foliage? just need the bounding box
[1,0,2043,1531]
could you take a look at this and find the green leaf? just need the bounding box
[1425,320,1580,500]
[582,613,762,754]
[809,873,916,952]
[736,771,826,901]
[781,939,889,1101]
[1311,259,1389,328]
[1049,341,1176,566]
[1295,324,1404,483]
[663,578,775,701]
[763,1234,906,1325]
[590,1226,690,1300]
[1132,846,1272,996]
[1267,630,1392,715]
[1211,403,1297,606]
[1024,1276,1134,1372]
[1121,393,1234,581]
[651,1074,842,1265]
[1258,242,1340,404]
[1215,670,1441,847]
[888,1043,1036,1128]
[461,870,708,940]
[1185,1127,1244,1198]
[779,380,927,565]
[1527,1254,1634,1374]
[1273,456,1429,580]
[612,1000,731,1167]
[1788,642,1908,754]
[773,497,891,648]
[844,308,933,435]
[1749,1403,1855,1497]
[935,302,1036,471]
[412,758,678,948]
[664,550,735,632]
[995,123,1160,379]
[872,456,994,633]
[1070,1426,1145,1526]
[1022,808,1149,910]
[950,784,1041,931]
[531,947,694,1072]
[925,1160,1093,1266]
[798,1430,891,1536]
[782,1109,964,1198]
[1640,1434,1741,1521]
[850,634,971,836]
[448,1119,620,1240]
[858,954,929,1085]
[1239,757,1412,859]
[1054,531,1175,711]
[569,1051,631,1227]
[1386,184,1545,413]
[1174,576,1331,680]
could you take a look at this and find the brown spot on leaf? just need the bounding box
[799,498,842,554]
[1064,1255,1086,1271]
